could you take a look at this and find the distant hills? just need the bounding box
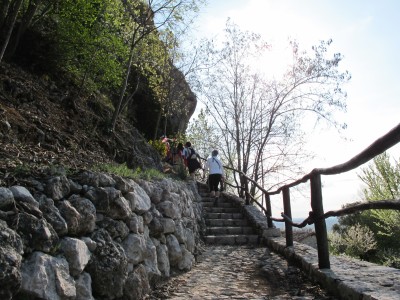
[273,216,338,232]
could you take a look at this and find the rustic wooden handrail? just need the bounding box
[277,199,400,228]
[266,122,400,195]
[246,192,269,215]
[200,123,400,270]
[315,123,400,175]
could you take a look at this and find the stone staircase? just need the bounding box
[198,183,260,245]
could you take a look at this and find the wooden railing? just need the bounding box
[203,123,400,269]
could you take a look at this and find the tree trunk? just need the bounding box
[6,0,43,58]
[153,109,162,141]
[0,0,12,30]
[109,3,156,133]
[163,113,168,137]
[110,32,136,132]
[120,76,140,113]
[0,0,23,63]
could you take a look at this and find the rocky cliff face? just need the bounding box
[130,64,197,139]
[0,171,204,300]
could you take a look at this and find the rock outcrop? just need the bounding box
[0,171,204,299]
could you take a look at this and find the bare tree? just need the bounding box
[187,108,220,158]
[193,20,351,196]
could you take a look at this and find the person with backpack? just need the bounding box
[183,141,202,179]
[204,149,225,205]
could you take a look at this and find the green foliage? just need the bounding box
[94,162,137,178]
[329,224,377,259]
[334,152,400,267]
[148,139,167,158]
[46,165,69,177]
[49,241,62,256]
[55,0,128,92]
[3,0,207,138]
[11,164,32,176]
[376,249,400,269]
[2,0,207,134]
[358,152,400,249]
[131,167,166,181]
[172,132,187,146]
[95,163,165,180]
[360,152,400,200]
[12,163,76,178]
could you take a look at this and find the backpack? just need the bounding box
[189,148,198,159]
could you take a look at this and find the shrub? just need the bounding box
[377,249,400,269]
[94,163,136,178]
[132,167,165,180]
[329,223,377,260]
[149,139,167,158]
[329,231,347,254]
[95,163,165,180]
[174,163,188,180]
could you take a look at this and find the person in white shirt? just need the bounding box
[204,149,224,205]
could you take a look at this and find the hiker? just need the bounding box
[204,149,225,205]
[183,141,202,179]
[173,142,184,165]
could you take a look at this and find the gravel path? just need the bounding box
[148,245,337,299]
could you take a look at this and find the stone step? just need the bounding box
[201,201,235,208]
[205,218,250,227]
[207,226,256,235]
[199,182,260,246]
[205,212,244,219]
[204,234,260,245]
[199,191,210,198]
[200,196,221,200]
[203,207,240,213]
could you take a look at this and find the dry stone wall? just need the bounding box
[0,171,204,300]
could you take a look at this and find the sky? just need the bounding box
[188,0,400,217]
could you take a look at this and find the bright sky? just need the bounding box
[190,0,400,217]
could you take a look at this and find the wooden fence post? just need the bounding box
[265,193,273,228]
[282,187,293,247]
[239,175,245,198]
[245,184,250,205]
[310,173,330,269]
[242,175,250,205]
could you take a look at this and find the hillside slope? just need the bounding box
[0,62,162,186]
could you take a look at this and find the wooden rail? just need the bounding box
[203,123,400,269]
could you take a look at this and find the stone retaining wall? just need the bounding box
[0,172,204,300]
[4,177,400,300]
